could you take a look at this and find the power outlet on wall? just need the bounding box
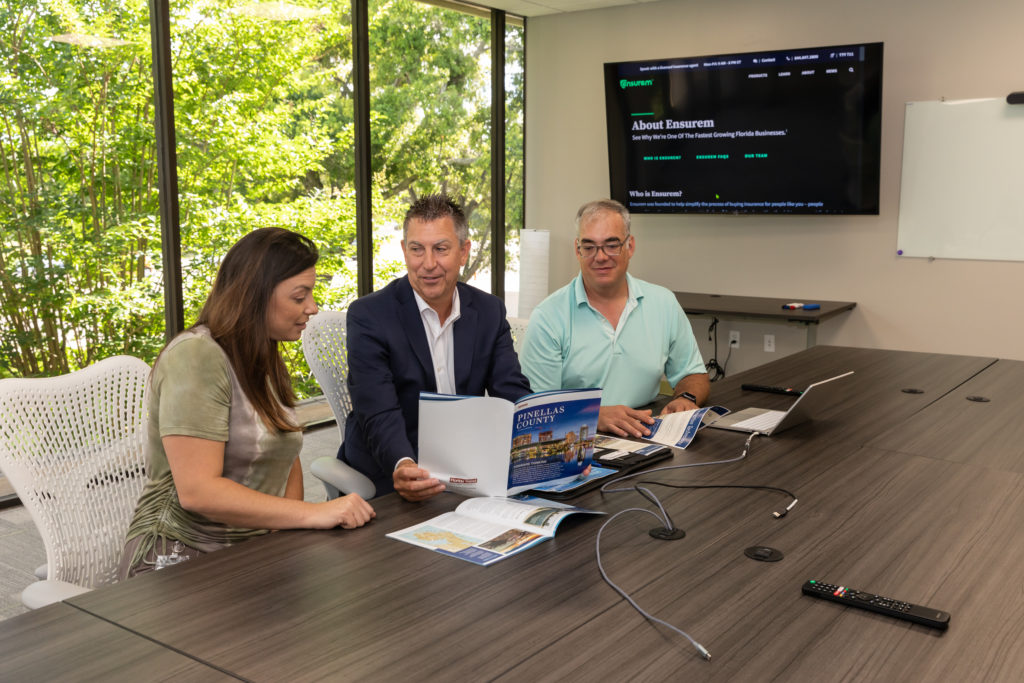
[729,331,740,348]
[764,334,776,352]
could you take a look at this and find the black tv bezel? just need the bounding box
[603,42,884,216]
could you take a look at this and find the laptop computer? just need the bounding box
[708,371,854,435]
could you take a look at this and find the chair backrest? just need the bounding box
[302,311,352,440]
[0,355,150,590]
[507,316,530,355]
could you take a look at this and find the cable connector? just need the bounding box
[773,498,798,518]
[696,643,711,660]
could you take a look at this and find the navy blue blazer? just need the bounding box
[339,277,531,495]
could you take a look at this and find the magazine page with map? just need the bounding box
[418,388,602,497]
[386,495,604,566]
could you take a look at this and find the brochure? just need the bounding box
[386,495,604,566]
[418,388,602,497]
[642,405,730,449]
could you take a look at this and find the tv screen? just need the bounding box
[604,42,883,214]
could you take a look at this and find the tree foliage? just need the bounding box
[0,0,523,393]
[1,0,160,376]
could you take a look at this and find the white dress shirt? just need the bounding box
[412,288,461,395]
[396,288,461,472]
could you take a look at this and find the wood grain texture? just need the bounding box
[501,446,1024,681]
[0,602,235,681]
[6,346,1011,681]
[703,345,996,447]
[69,492,644,681]
[869,358,1024,471]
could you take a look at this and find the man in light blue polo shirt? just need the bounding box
[520,199,709,438]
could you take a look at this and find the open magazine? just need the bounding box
[641,405,730,448]
[418,388,602,497]
[386,495,603,566]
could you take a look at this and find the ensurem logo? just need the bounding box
[619,78,653,89]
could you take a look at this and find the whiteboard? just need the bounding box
[897,98,1024,261]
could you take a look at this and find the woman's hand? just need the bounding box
[310,494,376,529]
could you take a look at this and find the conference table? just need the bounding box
[4,345,1024,681]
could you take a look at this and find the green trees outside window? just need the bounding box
[0,0,524,394]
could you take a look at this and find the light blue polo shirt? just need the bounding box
[520,273,705,407]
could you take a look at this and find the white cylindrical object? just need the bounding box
[517,229,550,320]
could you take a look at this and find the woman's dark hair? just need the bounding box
[193,228,319,432]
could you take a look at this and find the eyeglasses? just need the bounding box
[576,235,629,259]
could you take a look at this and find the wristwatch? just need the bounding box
[673,391,697,404]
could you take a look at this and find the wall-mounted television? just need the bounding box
[604,42,883,215]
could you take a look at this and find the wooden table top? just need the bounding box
[7,345,1022,682]
[0,602,236,681]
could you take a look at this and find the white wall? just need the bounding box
[524,0,1024,371]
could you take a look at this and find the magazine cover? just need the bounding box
[507,389,601,491]
[417,388,601,496]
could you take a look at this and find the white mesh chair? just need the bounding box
[0,355,150,609]
[301,311,376,501]
[507,316,530,355]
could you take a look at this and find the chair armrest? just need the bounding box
[310,456,376,501]
[21,579,92,610]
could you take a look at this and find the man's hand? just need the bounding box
[660,396,699,415]
[599,405,655,438]
[393,460,445,502]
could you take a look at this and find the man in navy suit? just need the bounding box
[339,194,531,501]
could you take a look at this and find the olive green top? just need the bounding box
[123,326,301,571]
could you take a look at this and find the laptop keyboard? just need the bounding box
[732,410,787,432]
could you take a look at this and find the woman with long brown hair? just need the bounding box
[120,228,373,577]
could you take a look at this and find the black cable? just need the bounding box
[600,431,760,494]
[594,432,798,661]
[632,482,664,511]
[633,481,799,526]
[704,317,726,381]
[637,481,797,500]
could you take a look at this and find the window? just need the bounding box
[1,0,524,391]
[368,0,495,290]
[169,1,358,394]
[503,20,525,314]
[1,4,160,377]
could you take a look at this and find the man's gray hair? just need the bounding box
[403,194,470,243]
[575,199,631,237]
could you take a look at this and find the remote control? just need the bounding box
[741,383,802,396]
[802,580,951,630]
